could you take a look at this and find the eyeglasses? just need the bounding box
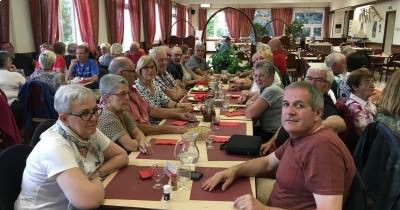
[305,76,329,83]
[109,91,129,97]
[142,65,155,71]
[68,107,103,121]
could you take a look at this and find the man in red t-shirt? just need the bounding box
[202,81,356,210]
[269,38,290,86]
[124,42,145,65]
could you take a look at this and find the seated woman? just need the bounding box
[344,68,376,151]
[238,61,283,140]
[180,49,206,88]
[30,50,64,91]
[0,51,26,105]
[97,74,152,154]
[15,84,128,210]
[134,55,192,124]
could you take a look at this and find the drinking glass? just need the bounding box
[206,135,215,149]
[211,116,220,131]
[151,164,165,189]
[177,165,191,191]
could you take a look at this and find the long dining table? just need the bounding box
[101,80,261,210]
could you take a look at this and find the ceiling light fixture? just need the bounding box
[200,3,211,8]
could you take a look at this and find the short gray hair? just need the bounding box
[325,52,345,68]
[110,43,123,56]
[108,57,132,74]
[194,42,205,50]
[254,61,278,76]
[99,74,128,96]
[148,46,165,60]
[39,50,56,70]
[285,81,324,111]
[307,65,335,84]
[54,84,95,113]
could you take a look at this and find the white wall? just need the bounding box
[98,0,108,45]
[9,0,34,53]
[330,0,378,11]
[331,9,347,38]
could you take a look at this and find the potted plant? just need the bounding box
[285,20,304,46]
[253,22,269,40]
[210,48,249,74]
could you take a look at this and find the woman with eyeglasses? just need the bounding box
[238,61,283,141]
[134,55,192,124]
[343,68,376,152]
[15,84,128,210]
[97,74,153,154]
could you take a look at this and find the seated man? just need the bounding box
[202,81,356,210]
[218,37,232,54]
[66,45,99,82]
[0,41,35,76]
[124,41,146,65]
[186,43,210,76]
[167,46,184,81]
[260,65,346,155]
[149,46,186,101]
[108,57,195,135]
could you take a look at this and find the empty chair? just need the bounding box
[0,144,33,210]
[285,53,300,82]
[381,53,400,81]
[30,119,56,148]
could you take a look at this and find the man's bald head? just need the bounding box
[268,38,282,51]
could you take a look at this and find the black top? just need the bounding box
[167,61,183,81]
[12,53,34,76]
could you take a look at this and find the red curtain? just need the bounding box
[176,3,186,38]
[128,0,141,42]
[324,7,331,39]
[28,0,59,51]
[158,0,172,44]
[271,8,293,37]
[105,0,124,44]
[224,8,240,40]
[74,0,99,54]
[142,0,156,49]
[187,7,193,36]
[0,0,10,42]
[198,8,207,32]
[239,8,255,38]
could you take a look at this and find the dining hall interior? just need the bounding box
[1,0,400,209]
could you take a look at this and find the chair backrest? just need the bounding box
[343,171,368,210]
[30,119,56,148]
[286,53,299,68]
[279,36,290,49]
[0,144,32,210]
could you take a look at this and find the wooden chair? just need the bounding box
[286,53,300,82]
[382,53,400,81]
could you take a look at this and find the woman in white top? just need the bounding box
[15,84,128,210]
[0,51,26,105]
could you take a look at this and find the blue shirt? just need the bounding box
[72,59,99,78]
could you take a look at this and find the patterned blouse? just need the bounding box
[97,109,137,142]
[154,71,176,89]
[29,70,64,91]
[346,93,377,132]
[135,79,170,108]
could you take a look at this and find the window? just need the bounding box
[206,10,230,39]
[252,9,273,40]
[293,9,324,38]
[122,0,133,51]
[154,2,162,43]
[171,5,177,36]
[59,0,82,44]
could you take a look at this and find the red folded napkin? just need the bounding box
[213,135,230,143]
[171,120,189,126]
[231,94,240,99]
[154,139,177,145]
[219,122,241,127]
[223,111,245,117]
[194,94,207,100]
[191,90,208,94]
[138,168,153,179]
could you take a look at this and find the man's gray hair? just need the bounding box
[285,81,324,111]
[254,61,278,76]
[307,65,335,84]
[325,52,345,68]
[148,46,165,60]
[194,42,205,50]
[54,84,95,113]
[108,57,132,74]
[99,74,128,96]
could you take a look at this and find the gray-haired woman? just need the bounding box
[97,74,153,154]
[15,84,128,210]
[30,50,65,90]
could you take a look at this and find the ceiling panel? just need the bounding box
[175,0,331,8]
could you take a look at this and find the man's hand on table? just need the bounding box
[201,168,236,191]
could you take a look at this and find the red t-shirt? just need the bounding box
[267,128,356,209]
[127,86,151,124]
[272,49,287,76]
[34,55,66,73]
[125,49,146,65]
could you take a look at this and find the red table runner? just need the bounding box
[163,119,200,128]
[190,167,252,201]
[136,138,178,160]
[105,165,169,200]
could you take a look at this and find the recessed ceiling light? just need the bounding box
[200,3,211,8]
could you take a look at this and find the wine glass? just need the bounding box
[151,164,165,189]
[206,135,215,149]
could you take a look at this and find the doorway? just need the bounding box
[383,11,396,53]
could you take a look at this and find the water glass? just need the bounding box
[177,165,191,191]
[211,116,220,131]
[206,135,214,149]
[151,164,165,189]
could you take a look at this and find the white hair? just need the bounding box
[307,65,335,84]
[325,53,345,68]
[54,85,95,113]
[39,50,56,70]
